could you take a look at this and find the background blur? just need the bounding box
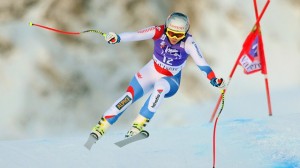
[0,0,299,140]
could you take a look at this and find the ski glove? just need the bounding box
[210,78,225,88]
[105,32,120,44]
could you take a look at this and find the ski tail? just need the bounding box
[115,130,149,148]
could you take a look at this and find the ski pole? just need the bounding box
[29,22,107,37]
[212,89,225,168]
[81,29,107,38]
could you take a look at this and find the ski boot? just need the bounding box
[84,117,110,150]
[91,117,110,140]
[125,114,150,138]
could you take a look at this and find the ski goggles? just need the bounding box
[166,28,186,39]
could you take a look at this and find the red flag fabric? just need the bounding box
[258,31,267,75]
[238,25,267,75]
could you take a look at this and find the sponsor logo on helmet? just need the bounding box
[169,23,185,31]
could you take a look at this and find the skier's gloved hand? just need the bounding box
[105,32,120,44]
[210,77,225,88]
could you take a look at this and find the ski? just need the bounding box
[115,130,149,148]
[84,133,98,150]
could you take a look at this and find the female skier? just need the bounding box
[89,12,224,141]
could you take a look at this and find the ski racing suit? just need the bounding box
[102,25,217,124]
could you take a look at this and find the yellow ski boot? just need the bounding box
[125,115,150,138]
[91,117,111,140]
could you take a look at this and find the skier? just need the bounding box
[89,12,225,141]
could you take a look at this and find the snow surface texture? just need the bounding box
[0,88,299,168]
[0,0,300,167]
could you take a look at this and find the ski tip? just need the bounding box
[84,141,95,150]
[84,143,92,150]
[84,134,98,150]
[29,22,33,27]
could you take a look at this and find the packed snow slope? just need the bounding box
[0,88,299,168]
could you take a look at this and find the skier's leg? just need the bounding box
[126,73,181,137]
[91,61,156,139]
[140,73,181,119]
[91,78,144,139]
[102,67,156,125]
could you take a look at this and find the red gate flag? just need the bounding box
[211,1,272,167]
[209,0,272,122]
[238,25,267,75]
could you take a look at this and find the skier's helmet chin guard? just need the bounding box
[165,12,190,33]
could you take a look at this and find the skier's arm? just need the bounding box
[119,26,158,42]
[105,25,164,44]
[105,26,163,44]
[185,36,224,88]
[185,36,216,80]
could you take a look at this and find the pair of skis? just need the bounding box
[84,130,149,150]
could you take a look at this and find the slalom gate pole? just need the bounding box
[253,0,273,116]
[29,22,106,37]
[209,0,270,122]
[212,89,225,168]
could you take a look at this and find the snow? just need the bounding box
[0,87,299,168]
[0,0,300,167]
